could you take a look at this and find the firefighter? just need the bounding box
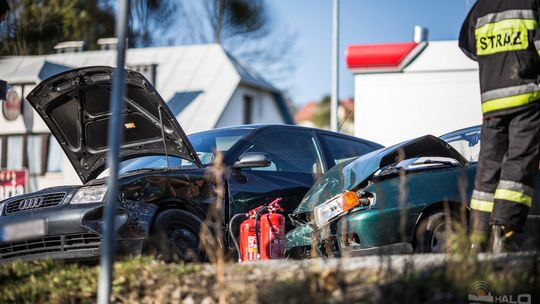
[459,0,540,253]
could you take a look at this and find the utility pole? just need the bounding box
[97,0,129,303]
[331,0,340,132]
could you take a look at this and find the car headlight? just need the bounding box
[313,191,375,228]
[70,185,107,204]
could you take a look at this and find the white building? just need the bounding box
[0,44,293,193]
[346,39,482,146]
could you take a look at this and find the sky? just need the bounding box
[268,0,475,106]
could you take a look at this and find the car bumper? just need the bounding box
[0,203,154,264]
[316,208,419,256]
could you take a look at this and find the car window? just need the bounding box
[321,135,374,165]
[441,129,481,162]
[241,129,323,174]
[188,129,252,165]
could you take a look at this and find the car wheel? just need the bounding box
[414,210,461,253]
[152,209,209,262]
[285,246,312,259]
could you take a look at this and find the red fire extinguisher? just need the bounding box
[229,198,285,262]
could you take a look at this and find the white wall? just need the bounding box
[354,70,482,146]
[215,85,285,128]
[36,159,81,189]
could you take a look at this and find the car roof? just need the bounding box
[188,124,383,148]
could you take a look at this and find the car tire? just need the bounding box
[285,246,312,259]
[414,210,462,253]
[152,209,210,262]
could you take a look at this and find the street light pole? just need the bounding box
[97,0,129,303]
[330,0,340,132]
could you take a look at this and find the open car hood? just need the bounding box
[293,135,468,216]
[27,66,202,184]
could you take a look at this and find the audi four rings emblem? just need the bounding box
[18,197,44,210]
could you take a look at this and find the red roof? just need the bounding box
[295,99,355,123]
[295,101,319,123]
[346,42,421,71]
[340,98,354,112]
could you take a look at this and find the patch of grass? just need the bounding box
[0,259,98,303]
[0,256,200,303]
[0,253,538,303]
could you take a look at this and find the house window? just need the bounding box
[6,136,23,169]
[27,135,44,174]
[46,136,63,173]
[243,95,253,124]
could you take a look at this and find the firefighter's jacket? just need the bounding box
[459,0,540,117]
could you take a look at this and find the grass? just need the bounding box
[0,253,538,303]
[0,256,201,303]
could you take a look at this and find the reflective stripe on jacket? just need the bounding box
[459,0,540,117]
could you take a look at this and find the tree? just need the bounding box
[175,0,297,88]
[0,0,178,55]
[110,0,178,47]
[0,0,295,90]
[311,95,332,129]
[0,0,116,55]
[311,95,355,134]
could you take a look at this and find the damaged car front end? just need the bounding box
[0,66,214,263]
[286,128,540,258]
[0,168,219,263]
[286,134,476,258]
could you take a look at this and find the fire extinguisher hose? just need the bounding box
[229,213,248,262]
[253,206,268,260]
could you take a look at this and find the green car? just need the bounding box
[285,126,540,257]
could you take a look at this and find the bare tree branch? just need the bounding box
[175,0,298,89]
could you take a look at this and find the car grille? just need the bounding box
[0,233,101,261]
[4,193,66,215]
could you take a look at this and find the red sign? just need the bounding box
[0,170,27,201]
[2,89,21,121]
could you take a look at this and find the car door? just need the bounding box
[227,128,326,230]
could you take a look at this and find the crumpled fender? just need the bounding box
[81,200,158,240]
[284,223,313,251]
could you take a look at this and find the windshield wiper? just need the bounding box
[120,167,169,177]
[416,159,461,167]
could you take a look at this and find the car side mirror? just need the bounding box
[233,152,271,169]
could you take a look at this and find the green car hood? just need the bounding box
[292,135,467,216]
